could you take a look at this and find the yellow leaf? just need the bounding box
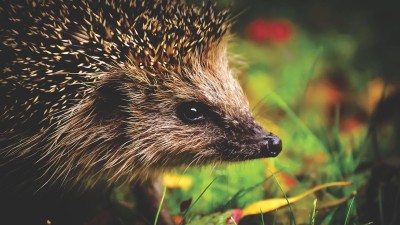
[163,173,193,190]
[318,191,357,209]
[242,181,351,217]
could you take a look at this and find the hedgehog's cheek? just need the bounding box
[258,133,282,158]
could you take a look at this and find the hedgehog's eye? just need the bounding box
[176,102,207,124]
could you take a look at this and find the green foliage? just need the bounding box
[167,160,267,215]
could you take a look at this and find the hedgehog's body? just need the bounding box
[0,0,281,224]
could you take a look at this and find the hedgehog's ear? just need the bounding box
[93,81,129,121]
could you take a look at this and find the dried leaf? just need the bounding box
[242,181,351,217]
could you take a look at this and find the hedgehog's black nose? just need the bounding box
[260,134,282,157]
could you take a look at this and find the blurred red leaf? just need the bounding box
[226,209,243,224]
[172,215,182,225]
[247,19,294,43]
[340,116,363,133]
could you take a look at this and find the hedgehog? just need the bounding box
[0,0,282,224]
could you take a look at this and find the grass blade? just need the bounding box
[230,216,238,225]
[154,186,167,225]
[344,195,356,225]
[272,172,297,225]
[272,209,277,225]
[378,185,384,225]
[260,208,265,225]
[180,177,217,225]
[309,199,317,225]
[222,171,280,210]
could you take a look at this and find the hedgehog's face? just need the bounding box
[173,99,282,162]
[120,63,282,170]
[168,69,282,165]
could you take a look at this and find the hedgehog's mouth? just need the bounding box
[213,134,282,161]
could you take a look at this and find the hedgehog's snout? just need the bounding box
[259,133,282,157]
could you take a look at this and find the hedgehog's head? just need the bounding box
[91,46,282,184]
[84,1,282,181]
[37,0,281,185]
[121,45,283,168]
